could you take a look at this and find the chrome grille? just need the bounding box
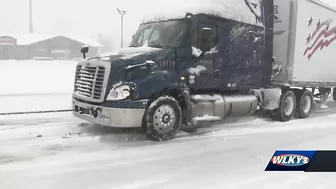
[74,65,105,100]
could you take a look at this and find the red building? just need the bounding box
[0,34,103,60]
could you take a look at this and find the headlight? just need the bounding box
[106,84,134,101]
[122,89,130,97]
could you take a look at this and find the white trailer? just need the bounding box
[260,0,336,121]
[273,0,336,86]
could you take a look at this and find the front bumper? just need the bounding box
[72,99,147,128]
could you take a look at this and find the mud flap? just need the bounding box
[256,88,282,110]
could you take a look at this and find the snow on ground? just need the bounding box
[1,60,336,189]
[0,60,77,95]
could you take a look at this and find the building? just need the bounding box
[0,33,103,60]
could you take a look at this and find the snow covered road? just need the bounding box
[1,60,336,189]
[1,104,336,189]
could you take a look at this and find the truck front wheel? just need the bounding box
[142,96,182,141]
[271,90,297,122]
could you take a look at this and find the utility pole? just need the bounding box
[29,0,33,33]
[117,8,127,48]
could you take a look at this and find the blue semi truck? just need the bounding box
[72,0,336,141]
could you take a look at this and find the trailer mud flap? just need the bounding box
[255,88,282,110]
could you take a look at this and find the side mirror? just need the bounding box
[199,27,212,52]
[81,45,89,59]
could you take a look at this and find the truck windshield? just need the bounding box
[129,20,187,48]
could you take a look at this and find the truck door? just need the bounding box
[187,22,221,90]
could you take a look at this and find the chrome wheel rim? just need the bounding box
[153,105,176,133]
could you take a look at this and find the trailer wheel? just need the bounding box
[142,96,182,141]
[272,90,296,122]
[333,88,336,101]
[297,90,313,119]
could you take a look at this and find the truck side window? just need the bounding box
[194,24,218,50]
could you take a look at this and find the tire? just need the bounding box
[142,96,182,141]
[296,90,313,119]
[271,90,296,122]
[333,87,336,101]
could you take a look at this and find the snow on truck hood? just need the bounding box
[141,0,264,27]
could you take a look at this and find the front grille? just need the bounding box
[74,65,105,100]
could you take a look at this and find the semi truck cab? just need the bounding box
[72,0,286,141]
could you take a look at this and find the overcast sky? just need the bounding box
[0,0,336,48]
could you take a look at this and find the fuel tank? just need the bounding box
[190,94,258,124]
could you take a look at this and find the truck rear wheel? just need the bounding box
[142,96,182,141]
[333,88,336,101]
[271,90,296,122]
[296,90,313,119]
